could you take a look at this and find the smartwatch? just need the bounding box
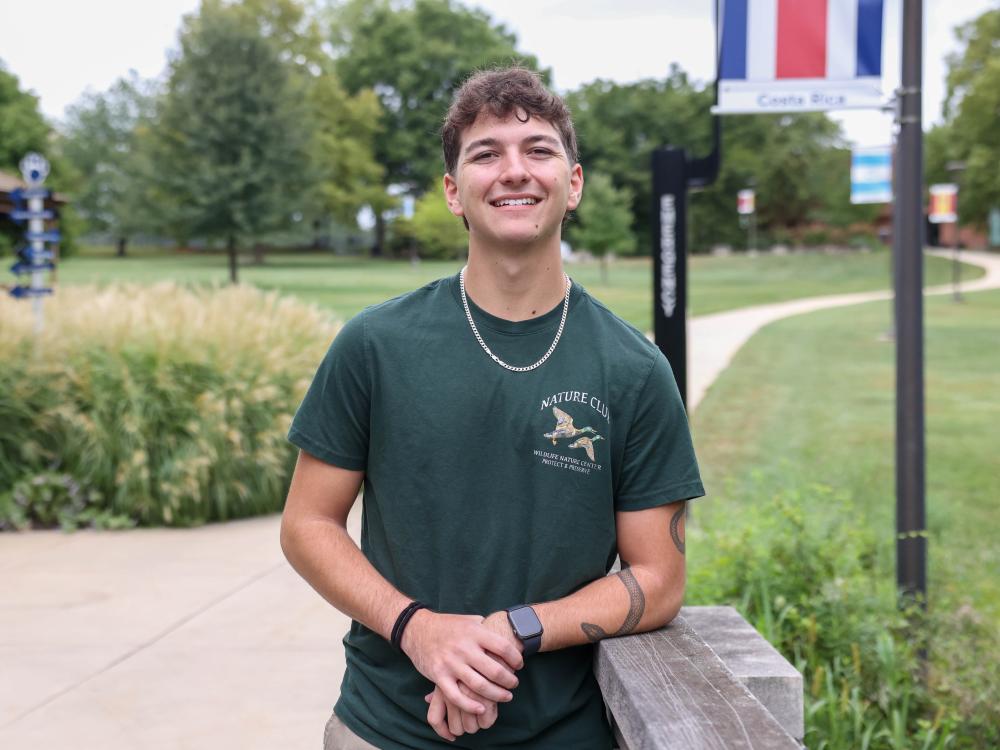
[505,605,543,656]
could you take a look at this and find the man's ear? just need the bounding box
[443,173,464,217]
[566,163,584,212]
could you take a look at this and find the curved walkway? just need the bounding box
[688,249,1000,411]
[2,250,997,749]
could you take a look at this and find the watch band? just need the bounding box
[520,630,541,656]
[506,605,543,656]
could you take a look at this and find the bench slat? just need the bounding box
[595,613,801,750]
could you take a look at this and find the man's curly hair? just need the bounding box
[441,67,578,174]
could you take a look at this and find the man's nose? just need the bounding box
[499,151,529,183]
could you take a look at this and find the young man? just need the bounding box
[280,67,703,749]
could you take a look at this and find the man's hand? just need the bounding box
[426,683,498,740]
[401,610,523,714]
[422,611,522,740]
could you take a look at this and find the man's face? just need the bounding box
[444,111,583,248]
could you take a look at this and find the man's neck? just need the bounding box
[463,241,567,323]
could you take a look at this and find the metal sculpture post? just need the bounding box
[9,152,57,332]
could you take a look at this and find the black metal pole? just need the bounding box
[894,0,927,604]
[952,221,961,302]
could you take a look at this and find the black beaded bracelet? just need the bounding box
[391,601,427,650]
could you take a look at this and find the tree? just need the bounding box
[306,67,386,230]
[567,69,855,253]
[924,124,957,189]
[330,0,543,254]
[218,0,386,236]
[753,113,843,229]
[806,144,881,232]
[59,73,158,256]
[0,60,80,257]
[568,172,634,282]
[941,8,1000,226]
[565,68,713,253]
[0,63,50,172]
[151,0,313,282]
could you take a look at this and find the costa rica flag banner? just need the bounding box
[714,0,886,114]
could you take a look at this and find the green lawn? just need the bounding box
[689,288,1000,622]
[57,245,984,330]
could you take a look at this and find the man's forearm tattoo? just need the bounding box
[670,504,686,555]
[580,562,646,643]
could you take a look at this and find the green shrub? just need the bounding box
[0,283,338,527]
[690,485,997,749]
[849,233,885,252]
[409,186,469,260]
[766,225,796,249]
[0,471,133,531]
[803,226,833,247]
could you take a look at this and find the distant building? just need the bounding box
[933,222,987,250]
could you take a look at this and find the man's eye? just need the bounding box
[472,152,496,161]
[530,148,555,157]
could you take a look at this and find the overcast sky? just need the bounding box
[0,0,993,147]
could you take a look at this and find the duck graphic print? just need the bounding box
[534,392,610,475]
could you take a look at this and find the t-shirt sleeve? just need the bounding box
[287,312,370,471]
[615,352,705,511]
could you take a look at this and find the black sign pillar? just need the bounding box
[652,117,720,410]
[652,147,690,406]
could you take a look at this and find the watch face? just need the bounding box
[509,606,543,638]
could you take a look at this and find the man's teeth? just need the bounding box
[493,198,538,207]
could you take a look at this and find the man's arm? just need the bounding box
[531,500,687,651]
[279,450,522,713]
[279,450,406,643]
[424,499,687,740]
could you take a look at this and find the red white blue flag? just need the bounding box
[715,0,886,114]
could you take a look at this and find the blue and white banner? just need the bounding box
[850,146,892,204]
[715,0,886,114]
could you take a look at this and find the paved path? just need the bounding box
[688,249,1000,410]
[2,249,997,749]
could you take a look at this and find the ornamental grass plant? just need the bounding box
[0,283,338,528]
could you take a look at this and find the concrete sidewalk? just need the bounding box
[2,249,997,749]
[1,509,363,749]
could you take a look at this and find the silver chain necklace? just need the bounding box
[459,266,571,373]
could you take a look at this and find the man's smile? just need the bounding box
[490,194,542,208]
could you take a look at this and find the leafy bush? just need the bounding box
[850,233,885,252]
[689,485,998,749]
[0,283,338,528]
[408,186,469,260]
[803,226,833,247]
[765,225,796,249]
[0,471,133,531]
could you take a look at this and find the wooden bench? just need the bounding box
[595,606,803,749]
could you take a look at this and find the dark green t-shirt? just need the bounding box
[288,273,704,749]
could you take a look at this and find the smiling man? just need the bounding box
[280,67,704,749]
